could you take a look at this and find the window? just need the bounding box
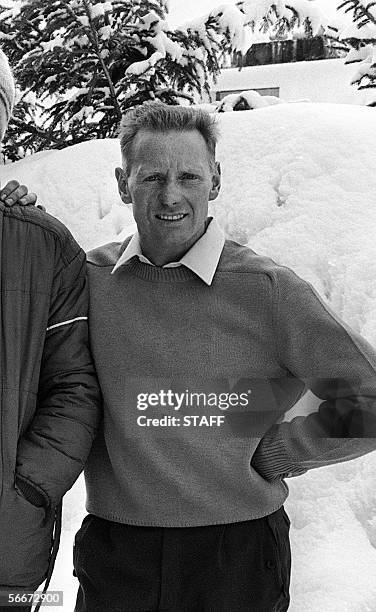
[216,87,280,101]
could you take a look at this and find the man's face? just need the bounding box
[115,129,221,264]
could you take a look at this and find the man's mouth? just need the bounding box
[156,213,188,221]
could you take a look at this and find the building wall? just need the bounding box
[240,37,333,67]
[212,59,370,105]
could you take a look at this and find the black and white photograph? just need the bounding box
[0,0,376,611]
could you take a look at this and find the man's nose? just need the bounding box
[159,180,182,207]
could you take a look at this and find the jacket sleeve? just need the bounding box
[15,239,102,509]
[251,266,376,481]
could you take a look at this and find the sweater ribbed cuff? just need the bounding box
[251,435,308,481]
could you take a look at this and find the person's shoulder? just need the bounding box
[2,204,81,264]
[217,240,309,294]
[3,203,73,239]
[87,235,132,268]
[218,239,286,277]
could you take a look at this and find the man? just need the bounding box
[70,102,376,612]
[0,50,101,612]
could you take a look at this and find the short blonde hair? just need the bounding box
[119,102,220,171]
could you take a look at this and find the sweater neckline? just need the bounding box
[121,257,198,283]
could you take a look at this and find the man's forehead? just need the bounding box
[134,159,209,176]
[133,128,208,151]
[131,129,211,170]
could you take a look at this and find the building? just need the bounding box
[212,37,368,106]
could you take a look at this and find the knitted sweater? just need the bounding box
[85,238,376,527]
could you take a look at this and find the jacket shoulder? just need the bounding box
[1,204,81,265]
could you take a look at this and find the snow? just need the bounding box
[147,31,184,63]
[0,140,134,251]
[213,104,376,345]
[123,10,183,75]
[168,0,337,29]
[1,102,376,610]
[40,33,65,53]
[213,58,367,105]
[327,0,376,99]
[217,88,283,110]
[236,0,327,35]
[351,60,375,85]
[88,1,112,20]
[98,25,112,40]
[126,50,165,76]
[76,15,89,28]
[345,45,371,64]
[124,12,184,75]
[209,4,250,52]
[176,0,327,58]
[139,10,166,34]
[339,21,376,41]
[178,3,249,55]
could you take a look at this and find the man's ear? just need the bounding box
[115,167,132,205]
[209,161,221,202]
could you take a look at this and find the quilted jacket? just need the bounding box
[0,203,101,591]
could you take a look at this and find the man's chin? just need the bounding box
[153,223,193,242]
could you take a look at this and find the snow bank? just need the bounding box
[1,102,376,610]
[213,103,376,345]
[0,140,135,251]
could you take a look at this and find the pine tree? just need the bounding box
[0,0,325,160]
[235,0,324,40]
[0,0,240,159]
[326,1,376,102]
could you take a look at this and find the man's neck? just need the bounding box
[140,244,190,267]
[139,219,211,267]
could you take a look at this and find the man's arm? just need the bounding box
[252,266,376,480]
[15,236,102,510]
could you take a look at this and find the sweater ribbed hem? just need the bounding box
[120,258,198,283]
[86,494,289,527]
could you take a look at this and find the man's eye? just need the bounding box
[144,175,161,182]
[181,174,198,181]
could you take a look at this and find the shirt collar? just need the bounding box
[111,217,225,286]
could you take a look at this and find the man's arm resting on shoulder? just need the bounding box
[15,241,102,510]
[252,267,376,481]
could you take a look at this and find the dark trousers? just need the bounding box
[0,606,31,612]
[73,507,291,612]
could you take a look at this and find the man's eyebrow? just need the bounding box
[179,167,206,175]
[136,166,206,177]
[137,169,165,176]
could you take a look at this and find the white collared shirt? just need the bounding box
[111,217,225,286]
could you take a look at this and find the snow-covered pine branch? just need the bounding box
[236,0,327,38]
[327,0,376,100]
[0,0,328,160]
